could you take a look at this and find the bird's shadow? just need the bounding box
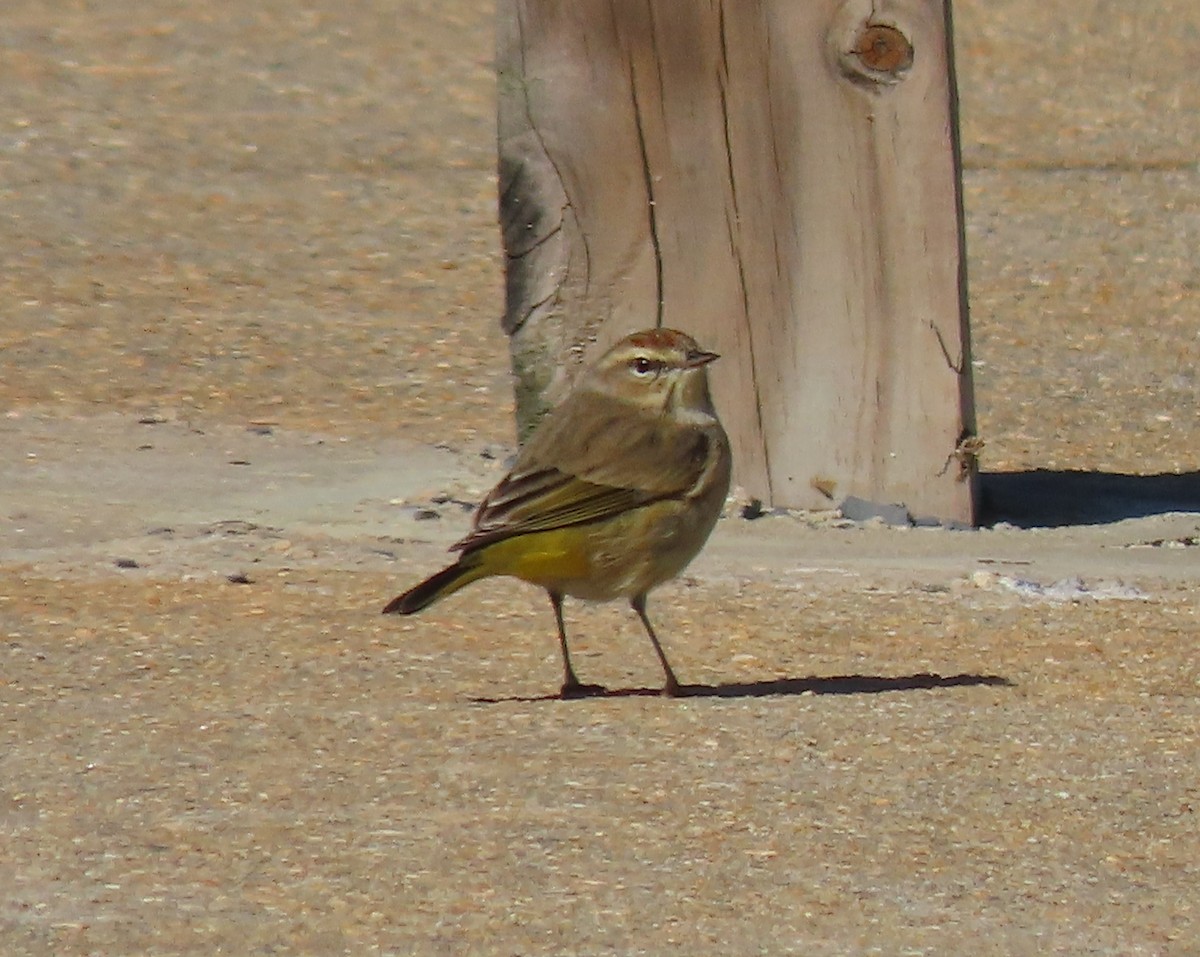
[470,672,1013,704]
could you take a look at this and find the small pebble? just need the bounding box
[740,499,766,520]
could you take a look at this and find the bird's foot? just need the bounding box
[661,677,684,698]
[560,680,607,699]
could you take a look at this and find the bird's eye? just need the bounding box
[630,356,657,376]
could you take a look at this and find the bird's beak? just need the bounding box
[685,349,719,368]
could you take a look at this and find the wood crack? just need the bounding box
[513,3,590,296]
[718,0,773,501]
[628,54,664,329]
[507,222,564,262]
[930,319,965,374]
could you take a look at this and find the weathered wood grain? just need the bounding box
[499,0,977,523]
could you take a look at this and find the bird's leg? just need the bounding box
[549,591,605,698]
[631,594,682,697]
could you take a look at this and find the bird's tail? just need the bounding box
[381,554,487,615]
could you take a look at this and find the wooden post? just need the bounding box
[498,0,977,525]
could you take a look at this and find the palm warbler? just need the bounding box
[382,327,731,697]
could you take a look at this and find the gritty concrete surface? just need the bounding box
[2,1,1199,955]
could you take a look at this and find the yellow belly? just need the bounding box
[474,497,718,601]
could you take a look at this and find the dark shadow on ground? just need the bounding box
[980,470,1200,528]
[471,672,1013,703]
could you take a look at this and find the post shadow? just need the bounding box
[979,470,1200,529]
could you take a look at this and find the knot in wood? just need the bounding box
[848,23,914,83]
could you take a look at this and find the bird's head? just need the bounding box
[586,328,720,416]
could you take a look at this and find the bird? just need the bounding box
[382,327,732,698]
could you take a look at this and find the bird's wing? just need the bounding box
[452,468,658,552]
[518,387,715,496]
[452,389,714,553]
